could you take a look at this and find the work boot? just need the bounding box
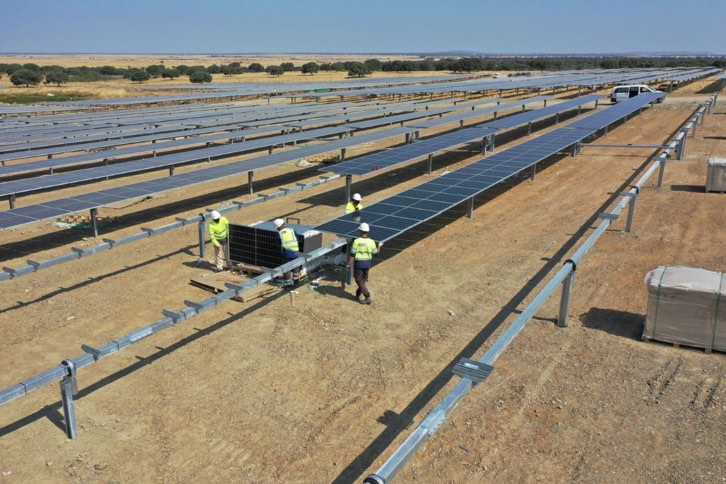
[361,297,372,305]
[355,289,362,300]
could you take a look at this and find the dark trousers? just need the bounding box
[283,253,302,284]
[354,267,370,298]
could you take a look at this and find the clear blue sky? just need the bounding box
[1,0,724,54]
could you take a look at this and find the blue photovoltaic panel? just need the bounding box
[324,94,602,177]
[0,127,413,230]
[565,92,664,130]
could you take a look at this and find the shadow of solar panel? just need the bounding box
[410,200,451,212]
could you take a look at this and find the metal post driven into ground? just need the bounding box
[467,197,474,218]
[90,208,99,237]
[341,148,347,161]
[657,157,667,188]
[59,360,78,439]
[345,175,352,204]
[557,260,576,328]
[531,163,537,181]
[247,170,254,195]
[197,215,206,259]
[623,189,638,232]
[427,154,433,174]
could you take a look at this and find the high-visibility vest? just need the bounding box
[279,227,299,252]
[345,201,363,214]
[352,237,377,261]
[209,217,229,245]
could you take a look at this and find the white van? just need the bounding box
[610,84,665,103]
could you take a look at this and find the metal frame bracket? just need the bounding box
[452,358,494,384]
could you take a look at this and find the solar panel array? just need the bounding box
[325,94,602,176]
[0,127,413,230]
[316,93,661,242]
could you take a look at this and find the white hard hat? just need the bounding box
[359,222,370,232]
[352,193,362,201]
[274,218,285,228]
[210,210,221,220]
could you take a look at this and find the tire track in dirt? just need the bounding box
[646,358,683,406]
[690,374,721,411]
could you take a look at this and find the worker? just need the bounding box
[347,222,383,305]
[208,210,229,272]
[274,218,302,288]
[345,193,363,215]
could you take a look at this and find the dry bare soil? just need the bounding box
[0,79,724,483]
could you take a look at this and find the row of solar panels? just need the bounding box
[0,93,598,230]
[315,92,665,242]
[0,96,552,196]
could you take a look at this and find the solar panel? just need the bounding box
[565,92,663,130]
[0,126,414,230]
[324,95,602,176]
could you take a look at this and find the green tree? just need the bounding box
[189,71,213,83]
[99,65,118,75]
[161,69,180,79]
[364,58,382,72]
[22,63,41,72]
[145,64,166,77]
[347,62,371,78]
[331,62,346,71]
[266,65,284,76]
[280,62,295,72]
[248,62,265,72]
[206,64,221,74]
[130,70,151,83]
[175,65,190,75]
[10,68,43,86]
[301,62,319,75]
[44,70,70,86]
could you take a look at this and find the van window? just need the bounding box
[614,87,628,94]
[640,87,649,93]
[629,87,639,98]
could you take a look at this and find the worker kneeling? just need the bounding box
[274,218,303,289]
[348,222,383,305]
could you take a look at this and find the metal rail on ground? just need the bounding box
[362,93,717,484]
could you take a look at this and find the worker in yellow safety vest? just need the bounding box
[345,193,363,220]
[347,222,383,304]
[208,210,230,272]
[274,218,302,288]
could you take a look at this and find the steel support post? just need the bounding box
[467,197,474,219]
[427,154,433,174]
[657,158,667,188]
[555,112,560,124]
[344,240,353,287]
[169,165,174,176]
[90,208,99,237]
[571,144,577,157]
[531,163,537,181]
[345,175,352,204]
[198,216,206,259]
[577,105,582,115]
[59,360,79,439]
[677,131,687,160]
[248,170,254,194]
[604,125,609,137]
[8,194,15,209]
[692,119,698,138]
[341,148,346,161]
[527,122,532,135]
[490,135,496,151]
[700,110,706,124]
[625,191,638,233]
[557,261,576,328]
[544,99,548,107]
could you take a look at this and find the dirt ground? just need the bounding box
[0,78,724,483]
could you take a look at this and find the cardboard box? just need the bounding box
[706,157,726,193]
[644,266,725,351]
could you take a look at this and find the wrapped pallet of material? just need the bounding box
[644,266,725,351]
[706,157,726,193]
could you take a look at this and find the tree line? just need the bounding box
[1,56,723,87]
